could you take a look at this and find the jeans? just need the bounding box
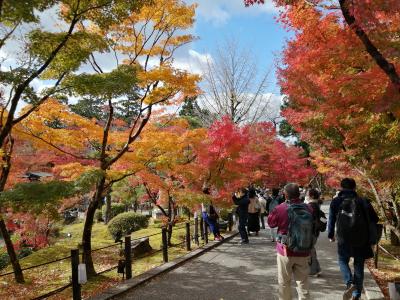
[238,214,248,242]
[309,247,321,275]
[338,254,365,298]
[202,212,220,237]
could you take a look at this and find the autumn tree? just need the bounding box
[191,117,313,204]
[20,0,199,277]
[244,0,400,92]
[126,118,207,244]
[0,0,147,283]
[246,0,400,239]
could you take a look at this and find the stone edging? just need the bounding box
[364,265,385,300]
[90,230,239,300]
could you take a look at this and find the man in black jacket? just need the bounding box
[328,178,379,300]
[232,188,249,244]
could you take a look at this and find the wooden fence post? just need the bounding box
[374,244,379,269]
[186,222,191,251]
[125,235,132,279]
[71,249,81,300]
[204,220,208,244]
[200,216,204,240]
[162,227,168,263]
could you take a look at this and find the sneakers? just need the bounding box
[343,284,356,300]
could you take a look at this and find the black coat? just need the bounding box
[233,193,249,219]
[328,190,379,259]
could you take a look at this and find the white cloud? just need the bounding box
[172,49,211,74]
[188,0,278,25]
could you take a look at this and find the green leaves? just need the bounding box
[28,30,108,79]
[1,0,55,25]
[64,64,137,98]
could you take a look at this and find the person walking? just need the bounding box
[328,178,379,300]
[258,189,267,229]
[247,188,261,236]
[307,188,327,276]
[267,188,284,242]
[233,188,249,244]
[268,183,314,300]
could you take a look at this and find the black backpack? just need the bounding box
[336,196,369,247]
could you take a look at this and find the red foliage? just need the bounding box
[6,212,53,250]
[195,117,314,203]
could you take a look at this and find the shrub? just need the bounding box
[108,212,149,240]
[102,203,126,220]
[18,247,33,259]
[95,209,103,222]
[219,208,231,221]
[0,253,9,270]
[49,223,62,238]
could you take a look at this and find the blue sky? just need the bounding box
[1,1,290,112]
[184,0,291,95]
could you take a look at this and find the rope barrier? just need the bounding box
[32,283,72,300]
[0,254,72,277]
[379,244,400,261]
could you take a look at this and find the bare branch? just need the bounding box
[198,39,273,124]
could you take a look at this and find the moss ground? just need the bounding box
[0,220,202,299]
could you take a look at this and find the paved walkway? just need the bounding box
[119,204,374,300]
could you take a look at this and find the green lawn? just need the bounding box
[0,219,199,299]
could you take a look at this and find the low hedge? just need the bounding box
[108,212,149,240]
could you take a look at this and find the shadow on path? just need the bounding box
[119,203,356,300]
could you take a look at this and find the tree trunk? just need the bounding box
[104,193,111,224]
[82,176,106,278]
[168,199,178,245]
[0,138,23,283]
[0,218,24,283]
[167,223,173,246]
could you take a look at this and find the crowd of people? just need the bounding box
[201,178,380,300]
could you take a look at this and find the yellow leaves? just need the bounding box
[137,65,200,105]
[138,0,196,30]
[112,0,196,67]
[55,163,96,180]
[18,99,103,152]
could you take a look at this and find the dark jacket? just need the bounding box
[328,190,379,258]
[233,193,249,218]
